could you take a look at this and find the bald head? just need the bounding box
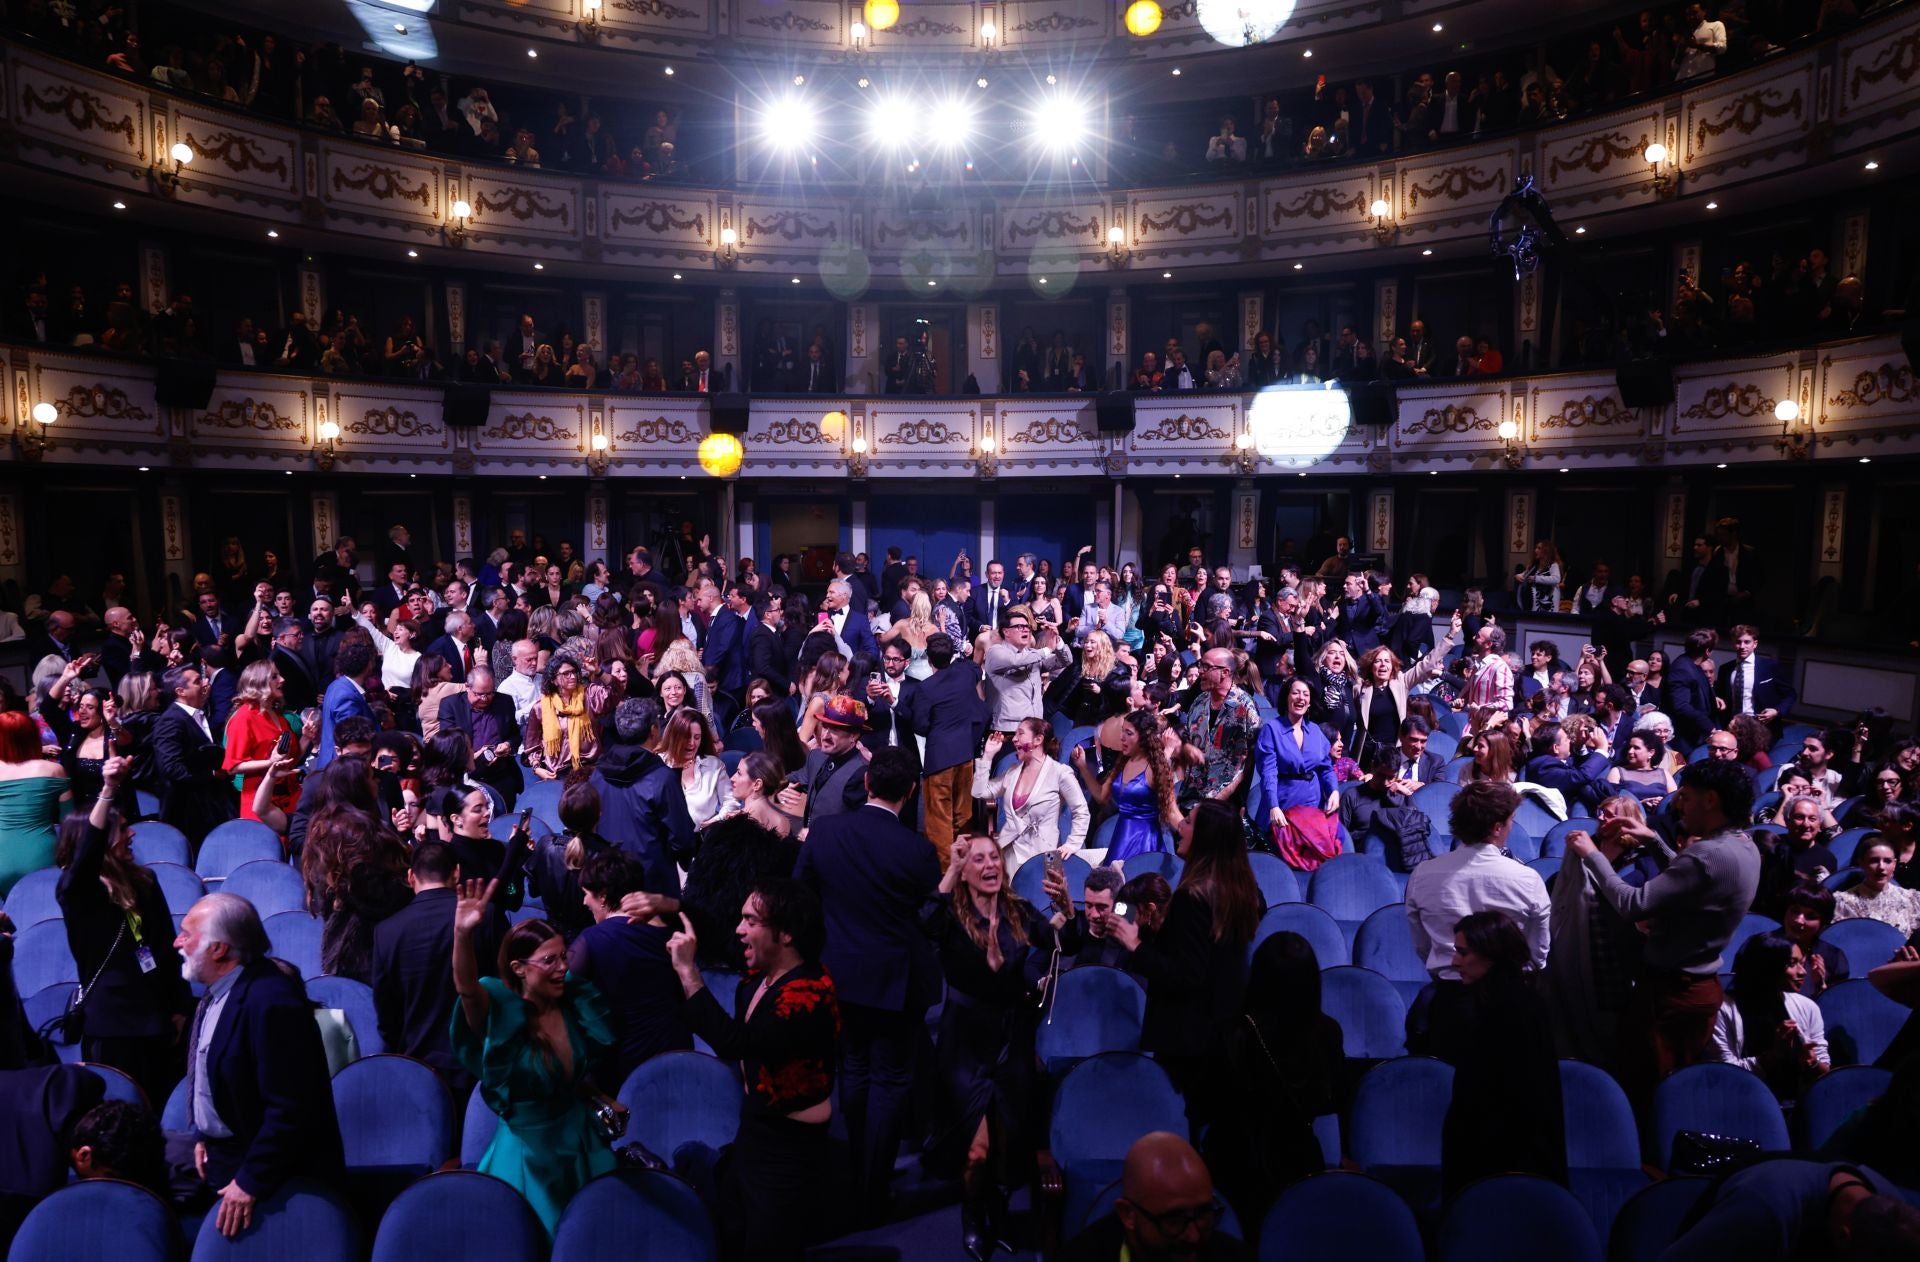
[1115,1131,1217,1257]
[105,607,133,635]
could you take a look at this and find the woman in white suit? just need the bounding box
[973,717,1091,872]
[1352,610,1464,770]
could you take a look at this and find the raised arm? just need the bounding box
[451,876,500,1032]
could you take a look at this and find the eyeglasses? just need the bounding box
[1125,1197,1224,1238]
[520,953,566,971]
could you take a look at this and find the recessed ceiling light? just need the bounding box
[857,77,869,88]
[137,465,150,472]
[1162,271,1173,278]
[1716,462,1728,468]
[1705,201,1719,209]
[1293,262,1304,270]
[1864,160,1880,171]
[284,469,293,475]
[1558,467,1570,473]
[266,229,279,238]
[1170,67,1181,75]
[1038,277,1048,285]
[1302,49,1313,58]
[393,22,406,34]
[406,250,418,258]
[1860,456,1873,463]
[112,201,126,210]
[409,473,417,478]
[793,73,805,85]
[1046,73,1058,85]
[534,263,545,270]
[927,279,937,287]
[792,277,801,284]
[672,273,683,280]
[539,474,548,480]
[1421,248,1433,256]
[664,66,675,76]
[1432,21,1443,31]
[527,48,538,57]
[1574,226,1586,234]
[1297,471,1306,477]
[1428,470,1438,475]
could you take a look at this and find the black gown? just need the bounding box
[921,895,1075,1181]
[1427,971,1567,1196]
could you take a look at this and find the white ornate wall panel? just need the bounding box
[329,387,451,460]
[993,400,1102,476]
[1128,398,1240,469]
[1535,109,1663,207]
[465,170,583,245]
[1392,142,1515,232]
[321,148,445,231]
[28,352,164,454]
[1390,386,1512,458]
[474,399,589,462]
[1525,374,1650,453]
[734,199,847,258]
[865,401,980,473]
[603,400,707,466]
[1835,4,1920,143]
[1669,354,1800,445]
[189,386,312,451]
[1127,184,1243,254]
[1680,53,1815,186]
[1259,169,1376,243]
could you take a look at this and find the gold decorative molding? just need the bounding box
[1536,394,1636,430]
[184,130,289,180]
[1011,10,1100,32]
[1405,165,1506,208]
[615,416,698,443]
[488,413,579,442]
[1546,131,1649,180]
[1404,404,1495,434]
[1137,203,1234,237]
[331,163,432,206]
[197,397,300,432]
[1004,209,1100,243]
[19,84,137,144]
[1679,383,1777,420]
[1693,88,1804,152]
[1136,413,1229,442]
[351,407,437,437]
[1827,362,1917,409]
[1269,187,1366,224]
[877,417,968,445]
[748,417,834,444]
[1848,28,1920,99]
[52,383,151,422]
[474,186,571,225]
[891,14,965,36]
[743,11,832,30]
[1003,416,1088,445]
[608,202,707,236]
[744,210,838,242]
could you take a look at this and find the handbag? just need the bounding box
[37,918,127,1048]
[1667,1130,1764,1177]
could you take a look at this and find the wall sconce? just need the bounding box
[1369,197,1394,239]
[1106,224,1129,267]
[314,418,340,471]
[19,401,57,460]
[578,0,602,39]
[718,225,738,267]
[153,141,193,194]
[849,433,869,478]
[980,17,997,49]
[1231,429,1258,475]
[973,430,998,476]
[588,430,611,475]
[1644,142,1675,197]
[1497,416,1524,468]
[1772,397,1812,459]
[850,18,868,49]
[446,199,473,244]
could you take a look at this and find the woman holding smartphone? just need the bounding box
[223,660,310,825]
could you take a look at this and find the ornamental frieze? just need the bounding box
[877,417,968,445]
[1003,416,1088,445]
[331,163,432,206]
[606,0,700,17]
[1010,11,1100,32]
[875,218,971,245]
[1692,88,1804,152]
[615,416,698,443]
[744,211,838,242]
[1405,166,1506,208]
[1269,187,1367,224]
[351,407,437,437]
[473,187,571,225]
[890,15,966,36]
[488,413,579,442]
[748,418,833,444]
[1536,394,1635,430]
[1545,131,1649,180]
[51,384,151,422]
[198,397,300,432]
[1137,203,1234,237]
[1404,405,1495,434]
[19,84,137,144]
[184,130,289,180]
[1848,28,1919,99]
[1679,383,1777,420]
[608,202,707,236]
[1004,209,1100,243]
[743,12,833,31]
[1827,362,1918,409]
[1136,413,1229,442]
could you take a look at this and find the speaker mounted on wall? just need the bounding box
[154,358,217,410]
[710,393,751,435]
[1094,392,1136,434]
[1616,359,1676,408]
[442,383,492,429]
[1344,381,1400,429]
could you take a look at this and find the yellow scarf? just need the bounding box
[539,689,591,770]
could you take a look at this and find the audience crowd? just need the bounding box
[4,511,1920,1259]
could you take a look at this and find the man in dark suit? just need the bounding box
[860,642,921,767]
[1714,624,1796,731]
[1387,717,1448,790]
[896,633,987,867]
[97,607,141,687]
[370,560,412,620]
[305,597,345,681]
[703,581,753,705]
[797,342,837,393]
[793,748,940,1218]
[1350,80,1391,155]
[1434,335,1480,380]
[966,560,1012,637]
[153,664,237,847]
[825,578,876,660]
[1663,535,1716,624]
[425,611,480,685]
[1702,520,1764,627]
[747,592,791,697]
[315,641,377,770]
[268,617,319,714]
[1663,628,1718,754]
[1334,573,1388,653]
[175,892,343,1237]
[438,669,524,810]
[191,591,233,651]
[372,841,495,1087]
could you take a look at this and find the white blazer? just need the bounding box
[973,752,1091,871]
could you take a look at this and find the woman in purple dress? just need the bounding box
[1072,708,1183,864]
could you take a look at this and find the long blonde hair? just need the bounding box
[655,638,703,680]
[235,659,278,708]
[1082,630,1116,681]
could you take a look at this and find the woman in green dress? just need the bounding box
[0,709,70,895]
[451,876,627,1235]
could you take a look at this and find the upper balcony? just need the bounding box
[4,3,1917,286]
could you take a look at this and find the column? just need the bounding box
[1816,485,1845,586]
[1229,480,1259,575]
[140,243,170,314]
[967,301,999,393]
[715,287,739,389]
[1839,212,1869,281]
[585,486,609,558]
[447,493,472,561]
[1238,290,1265,353]
[1373,278,1398,349]
[582,291,607,362]
[299,266,326,327]
[0,491,23,599]
[846,302,877,395]
[445,280,467,358]
[1505,487,1535,576]
[1515,267,1541,372]
[159,480,193,600]
[1106,288,1129,389]
[1368,489,1395,569]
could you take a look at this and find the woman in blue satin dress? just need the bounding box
[1072,708,1183,864]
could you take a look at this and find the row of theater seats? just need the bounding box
[21,1046,1903,1262]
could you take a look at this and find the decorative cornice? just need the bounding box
[615,416,697,443]
[1693,88,1804,152]
[197,397,300,432]
[1404,404,1495,434]
[488,413,579,441]
[1828,362,1917,409]
[1136,413,1229,442]
[1679,383,1777,420]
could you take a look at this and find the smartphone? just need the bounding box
[1113,901,1138,924]
[274,729,294,757]
[1044,850,1064,878]
[517,807,533,832]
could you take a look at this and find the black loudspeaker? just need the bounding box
[1094,392,1136,434]
[154,358,217,409]
[1344,380,1399,429]
[442,383,492,429]
[1616,360,1675,408]
[711,393,751,435]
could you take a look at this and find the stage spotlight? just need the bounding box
[929,95,977,148]
[866,93,909,147]
[764,94,817,150]
[1029,92,1091,152]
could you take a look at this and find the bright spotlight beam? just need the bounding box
[1028,92,1090,152]
[867,94,909,147]
[927,95,977,149]
[763,94,817,151]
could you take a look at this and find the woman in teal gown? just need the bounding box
[451,876,625,1235]
[0,710,70,894]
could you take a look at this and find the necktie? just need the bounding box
[463,643,474,672]
[186,991,213,1130]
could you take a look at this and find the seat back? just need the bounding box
[1649,1062,1791,1169]
[307,975,386,1056]
[516,779,567,831]
[1820,919,1907,972]
[195,820,284,882]
[552,1170,716,1262]
[1048,1052,1187,1172]
[461,1084,500,1168]
[149,862,209,919]
[1605,1177,1709,1262]
[1723,913,1781,971]
[79,1062,148,1109]
[1827,828,1879,870]
[369,1171,545,1262]
[1798,1065,1894,1151]
[1351,904,1428,1003]
[1559,1060,1640,1170]
[1256,1171,1424,1262]
[1436,1174,1602,1262]
[163,1076,192,1130]
[1036,966,1147,1073]
[1320,967,1408,1059]
[189,1177,361,1262]
[129,821,192,868]
[22,983,78,1057]
[1306,855,1403,926]
[262,911,324,977]
[11,919,78,994]
[1011,852,1091,908]
[1117,850,1183,885]
[614,1051,744,1163]
[3,868,62,928]
[1543,818,1601,860]
[1248,903,1347,968]
[1245,852,1302,908]
[221,861,308,919]
[1817,977,1910,1067]
[332,1053,453,1173]
[1347,1056,1453,1169]
[9,1177,179,1262]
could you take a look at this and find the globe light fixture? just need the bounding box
[1124,0,1163,36]
[864,0,899,32]
[698,432,744,478]
[1195,0,1294,48]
